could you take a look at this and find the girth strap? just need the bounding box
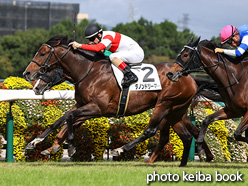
[116,87,130,117]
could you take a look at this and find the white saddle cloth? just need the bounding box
[111,63,162,91]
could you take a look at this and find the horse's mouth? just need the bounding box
[33,79,51,95]
[33,86,46,95]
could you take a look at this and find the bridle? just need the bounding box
[31,44,71,75]
[176,45,205,74]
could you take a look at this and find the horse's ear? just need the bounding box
[188,37,194,44]
[54,40,61,46]
[191,36,201,47]
[49,40,61,47]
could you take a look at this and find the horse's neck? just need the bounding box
[61,52,94,84]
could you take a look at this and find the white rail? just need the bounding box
[0,90,75,101]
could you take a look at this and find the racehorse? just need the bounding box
[23,35,213,166]
[167,37,248,159]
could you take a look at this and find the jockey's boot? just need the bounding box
[121,65,138,87]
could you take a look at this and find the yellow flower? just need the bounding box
[4,76,32,89]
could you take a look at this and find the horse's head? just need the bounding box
[23,35,69,81]
[33,68,64,95]
[166,37,202,82]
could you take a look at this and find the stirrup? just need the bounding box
[121,76,138,87]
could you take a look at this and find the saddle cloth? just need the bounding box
[111,63,162,91]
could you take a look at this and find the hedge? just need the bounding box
[0,77,247,162]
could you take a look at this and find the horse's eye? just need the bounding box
[183,54,188,57]
[40,53,45,57]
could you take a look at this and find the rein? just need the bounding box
[217,53,244,89]
[72,59,95,85]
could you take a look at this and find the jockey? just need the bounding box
[215,24,248,57]
[69,24,144,87]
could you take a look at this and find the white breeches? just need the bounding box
[109,44,144,63]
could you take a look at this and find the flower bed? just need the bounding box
[194,102,248,162]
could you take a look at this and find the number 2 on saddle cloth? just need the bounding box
[112,63,162,116]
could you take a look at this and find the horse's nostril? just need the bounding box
[166,72,173,80]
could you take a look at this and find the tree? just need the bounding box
[0,45,13,78]
[112,18,196,62]
[49,19,75,39]
[0,28,49,76]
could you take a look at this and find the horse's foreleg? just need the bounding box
[25,105,78,150]
[66,103,101,157]
[166,117,192,167]
[145,120,170,163]
[40,125,68,155]
[26,117,67,150]
[41,118,85,156]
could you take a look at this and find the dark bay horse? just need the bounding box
[23,35,213,166]
[167,37,248,159]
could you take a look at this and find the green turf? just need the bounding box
[0,161,247,186]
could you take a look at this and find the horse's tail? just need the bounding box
[193,76,223,102]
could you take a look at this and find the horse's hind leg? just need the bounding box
[144,115,192,167]
[146,115,214,164]
[197,108,237,159]
[234,111,248,143]
[114,103,172,154]
[182,114,213,162]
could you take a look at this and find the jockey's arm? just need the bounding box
[223,35,248,57]
[80,43,106,52]
[68,41,106,52]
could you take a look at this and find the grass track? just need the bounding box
[0,161,247,186]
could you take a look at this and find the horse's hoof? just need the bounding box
[144,160,154,164]
[25,142,35,150]
[41,150,50,156]
[206,155,214,162]
[198,150,206,161]
[111,147,124,156]
[52,146,60,153]
[68,147,76,157]
[179,164,187,167]
[25,138,44,150]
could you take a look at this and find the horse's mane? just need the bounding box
[46,35,109,62]
[46,35,68,46]
[199,40,222,50]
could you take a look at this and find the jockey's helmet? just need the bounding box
[220,25,238,44]
[84,24,103,41]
